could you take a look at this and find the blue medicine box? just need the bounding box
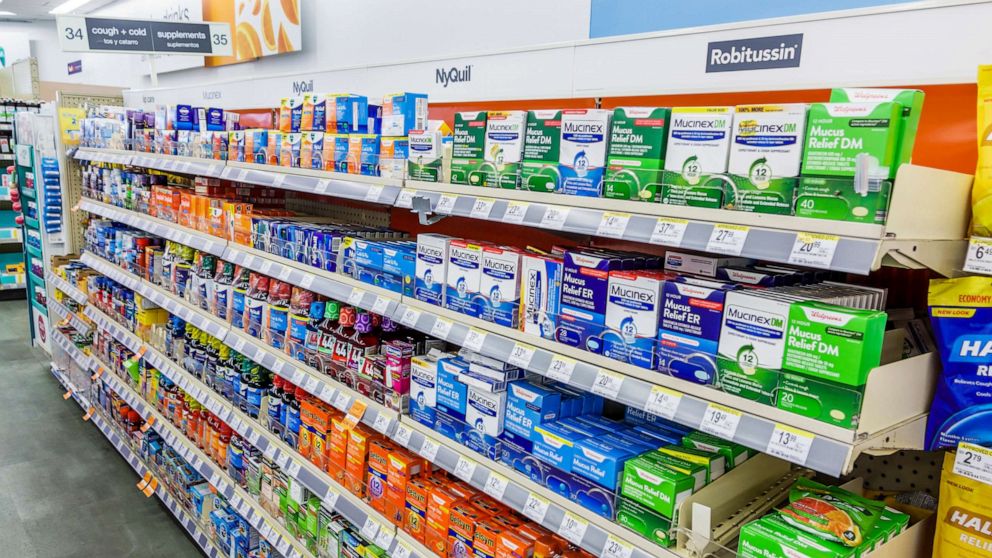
[503,381,561,442]
[436,357,468,420]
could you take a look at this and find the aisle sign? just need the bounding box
[57,15,232,56]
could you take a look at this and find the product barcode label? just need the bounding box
[788,232,839,268]
[596,212,631,238]
[706,224,750,255]
[644,386,682,420]
[372,296,391,315]
[400,308,421,327]
[546,355,576,383]
[373,526,394,550]
[767,424,814,464]
[360,517,380,541]
[650,217,689,246]
[324,486,340,509]
[395,189,415,208]
[372,413,392,434]
[503,201,529,224]
[305,376,321,394]
[334,391,351,410]
[300,274,315,289]
[600,535,634,558]
[391,541,413,558]
[539,206,570,230]
[347,289,365,306]
[700,403,743,439]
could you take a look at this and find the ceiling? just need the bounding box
[0,0,118,21]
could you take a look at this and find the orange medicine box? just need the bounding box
[387,450,425,490]
[366,462,389,515]
[343,470,365,498]
[368,439,393,474]
[475,519,507,558]
[496,530,536,558]
[404,477,434,543]
[178,192,194,228]
[327,418,349,485]
[533,534,568,558]
[424,484,465,557]
[449,503,490,557]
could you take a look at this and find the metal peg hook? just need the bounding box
[411,194,447,226]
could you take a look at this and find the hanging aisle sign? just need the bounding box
[56,15,232,56]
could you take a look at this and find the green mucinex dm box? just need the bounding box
[450,111,487,185]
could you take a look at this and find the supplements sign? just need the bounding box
[706,34,803,73]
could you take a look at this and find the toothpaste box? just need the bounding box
[451,112,488,186]
[410,354,442,428]
[572,437,638,490]
[802,102,903,179]
[559,109,612,197]
[663,251,753,277]
[408,121,448,182]
[604,106,670,201]
[348,134,380,176]
[503,381,562,441]
[436,357,469,421]
[659,277,735,385]
[829,88,923,167]
[519,252,563,340]
[445,239,486,317]
[382,92,429,137]
[415,234,454,307]
[604,270,666,370]
[557,251,629,353]
[532,422,588,473]
[520,110,563,193]
[478,245,523,328]
[783,301,886,386]
[483,110,526,189]
[793,175,893,224]
[620,454,695,518]
[716,291,792,404]
[379,136,409,179]
[466,387,506,437]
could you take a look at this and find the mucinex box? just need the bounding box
[415,234,453,307]
[451,111,488,185]
[519,251,563,340]
[466,387,506,437]
[410,354,442,428]
[604,270,666,370]
[445,239,486,317]
[483,110,526,189]
[407,121,447,182]
[520,110,563,193]
[716,291,792,404]
[436,357,469,420]
[479,245,523,328]
[557,250,628,353]
[604,107,669,201]
[559,109,612,197]
[729,104,807,179]
[802,102,903,179]
[664,106,734,176]
[663,251,752,277]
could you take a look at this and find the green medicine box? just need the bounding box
[802,101,903,179]
[783,301,887,387]
[829,88,924,168]
[776,371,865,428]
[616,497,675,548]
[738,515,859,558]
[520,109,562,193]
[658,444,726,482]
[682,431,750,470]
[450,111,488,185]
[794,176,893,224]
[637,450,707,490]
[660,170,727,208]
[715,355,779,406]
[621,454,696,518]
[604,107,669,201]
[725,173,797,215]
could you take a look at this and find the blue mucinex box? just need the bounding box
[206,107,225,131]
[572,437,637,490]
[520,252,563,340]
[659,276,736,385]
[604,270,667,369]
[436,357,468,420]
[557,250,630,353]
[504,381,561,441]
[415,234,453,307]
[478,245,523,328]
[445,239,486,317]
[433,404,466,445]
[410,353,443,428]
[532,422,590,473]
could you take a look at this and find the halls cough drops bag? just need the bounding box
[974,65,992,237]
[934,451,992,557]
[777,478,885,547]
[926,276,992,450]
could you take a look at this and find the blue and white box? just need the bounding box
[382,92,429,136]
[532,422,588,473]
[382,242,416,296]
[559,109,612,197]
[436,357,469,420]
[572,437,638,490]
[479,246,523,328]
[603,270,667,369]
[410,353,445,428]
[445,239,485,317]
[415,233,453,307]
[466,387,506,437]
[520,252,563,340]
[504,381,561,441]
[659,276,736,385]
[557,250,628,353]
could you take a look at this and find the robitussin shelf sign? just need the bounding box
[56,15,232,56]
[706,33,803,72]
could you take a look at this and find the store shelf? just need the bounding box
[79,198,226,257]
[49,367,224,558]
[49,298,91,334]
[74,147,226,178]
[222,161,403,206]
[45,270,88,305]
[51,325,93,371]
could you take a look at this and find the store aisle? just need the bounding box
[0,301,201,558]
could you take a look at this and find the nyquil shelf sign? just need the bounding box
[436,64,473,87]
[706,34,803,73]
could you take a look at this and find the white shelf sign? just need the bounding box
[650,217,689,246]
[394,424,413,447]
[430,318,453,339]
[954,442,992,486]
[766,424,815,464]
[396,189,415,208]
[463,328,487,352]
[546,355,576,383]
[964,237,992,275]
[706,224,750,255]
[392,541,413,558]
[483,472,509,500]
[508,343,536,368]
[590,370,624,399]
[470,197,496,219]
[372,413,392,434]
[364,185,384,203]
[644,386,682,420]
[454,456,477,482]
[596,212,631,238]
[788,233,839,268]
[372,296,391,315]
[558,511,589,546]
[503,201,529,224]
[419,438,441,462]
[600,535,634,558]
[360,517,380,541]
[539,207,570,230]
[700,403,743,439]
[522,492,550,524]
[400,308,421,327]
[435,194,458,214]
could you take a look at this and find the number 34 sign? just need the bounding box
[56,15,232,56]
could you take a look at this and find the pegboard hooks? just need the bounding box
[411,194,447,226]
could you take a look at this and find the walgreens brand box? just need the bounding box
[802,101,903,179]
[829,88,923,166]
[559,109,612,197]
[659,277,736,385]
[557,250,629,353]
[603,270,667,370]
[604,107,670,201]
[451,112,488,185]
[503,380,562,442]
[483,110,526,189]
[520,110,562,193]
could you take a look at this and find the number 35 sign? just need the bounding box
[57,15,232,56]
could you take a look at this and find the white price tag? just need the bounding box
[454,456,477,482]
[360,517,380,541]
[590,369,624,399]
[300,274,314,289]
[435,194,458,214]
[419,438,440,462]
[483,472,509,500]
[558,511,589,546]
[767,424,815,465]
[247,429,262,446]
[285,459,302,478]
[470,197,496,219]
[324,486,341,509]
[394,424,413,447]
[271,174,286,188]
[463,328,487,352]
[258,521,273,539]
[953,442,992,486]
[600,535,634,558]
[334,391,351,410]
[305,376,321,394]
[644,386,682,420]
[503,201,529,224]
[706,224,750,255]
[596,212,631,238]
[539,206,570,230]
[277,266,292,281]
[391,541,413,558]
[348,289,365,307]
[522,493,550,523]
[320,384,337,402]
[650,217,689,246]
[260,260,273,275]
[788,232,839,268]
[699,403,743,439]
[233,337,246,352]
[263,443,278,461]
[964,237,992,275]
[508,343,536,368]
[546,355,576,383]
[372,296,391,315]
[276,451,291,469]
[374,526,394,550]
[372,413,392,434]
[400,308,421,327]
[364,185,384,203]
[292,369,306,385]
[276,538,291,556]
[315,178,331,194]
[430,318,453,339]
[396,189,415,208]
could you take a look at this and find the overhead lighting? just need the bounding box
[0,11,15,16]
[49,0,95,15]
